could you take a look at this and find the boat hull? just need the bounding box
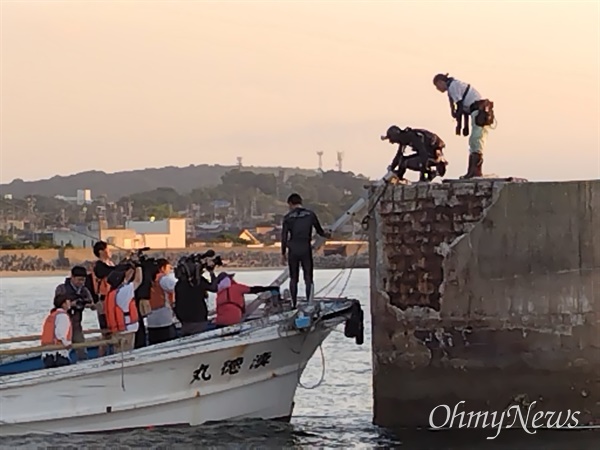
[0,310,345,436]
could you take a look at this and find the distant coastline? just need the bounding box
[0,266,279,279]
[0,265,359,279]
[0,247,369,277]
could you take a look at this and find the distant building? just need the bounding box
[54,188,93,205]
[48,218,186,250]
[126,218,186,249]
[3,194,12,200]
[238,229,261,245]
[52,226,100,248]
[99,229,141,249]
[77,189,92,205]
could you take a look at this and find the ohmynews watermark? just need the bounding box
[429,401,581,439]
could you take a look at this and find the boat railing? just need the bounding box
[0,328,105,346]
[0,331,119,358]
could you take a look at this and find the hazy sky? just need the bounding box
[1,1,599,184]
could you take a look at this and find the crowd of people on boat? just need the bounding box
[41,193,338,369]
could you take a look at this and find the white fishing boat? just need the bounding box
[0,173,391,437]
[0,298,364,436]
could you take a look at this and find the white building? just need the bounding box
[125,218,187,249]
[77,189,92,205]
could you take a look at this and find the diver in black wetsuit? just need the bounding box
[281,193,331,307]
[381,125,448,182]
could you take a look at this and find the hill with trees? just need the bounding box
[0,164,321,200]
[1,169,371,228]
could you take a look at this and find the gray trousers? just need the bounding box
[180,322,209,337]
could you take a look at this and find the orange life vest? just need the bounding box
[90,261,111,300]
[149,273,174,311]
[41,309,73,346]
[105,287,139,333]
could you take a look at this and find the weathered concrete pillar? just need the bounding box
[369,179,600,428]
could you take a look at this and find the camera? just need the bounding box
[68,293,92,312]
[121,247,161,300]
[174,249,223,286]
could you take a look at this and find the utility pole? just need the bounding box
[336,151,344,172]
[316,151,324,171]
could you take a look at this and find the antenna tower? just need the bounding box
[316,151,324,171]
[336,151,344,172]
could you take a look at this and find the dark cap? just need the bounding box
[53,293,71,309]
[107,270,127,289]
[71,265,87,278]
[380,125,402,142]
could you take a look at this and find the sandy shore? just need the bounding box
[0,266,286,279]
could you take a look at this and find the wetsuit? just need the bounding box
[390,129,447,181]
[281,206,327,305]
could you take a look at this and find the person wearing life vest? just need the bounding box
[105,262,143,352]
[87,241,117,344]
[433,73,495,179]
[41,293,73,369]
[146,258,177,345]
[55,265,95,361]
[215,272,279,327]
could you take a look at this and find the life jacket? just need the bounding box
[149,273,174,311]
[41,309,73,346]
[105,287,139,333]
[215,281,249,326]
[90,261,111,301]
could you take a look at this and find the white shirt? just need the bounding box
[42,310,71,359]
[147,273,178,329]
[115,282,139,333]
[447,78,482,111]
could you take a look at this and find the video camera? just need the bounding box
[119,247,161,300]
[174,249,223,286]
[67,292,93,313]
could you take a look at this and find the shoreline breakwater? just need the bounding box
[0,245,369,274]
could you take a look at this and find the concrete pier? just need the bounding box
[368,179,599,428]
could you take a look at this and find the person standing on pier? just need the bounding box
[433,73,495,178]
[281,193,331,306]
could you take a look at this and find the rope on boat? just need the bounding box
[120,339,126,392]
[296,184,388,390]
[297,344,326,390]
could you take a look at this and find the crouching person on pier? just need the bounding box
[41,293,73,369]
[105,263,143,353]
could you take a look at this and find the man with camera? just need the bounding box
[174,251,219,336]
[55,265,95,361]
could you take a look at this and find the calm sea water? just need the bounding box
[0,269,597,449]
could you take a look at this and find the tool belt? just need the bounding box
[470,99,495,127]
